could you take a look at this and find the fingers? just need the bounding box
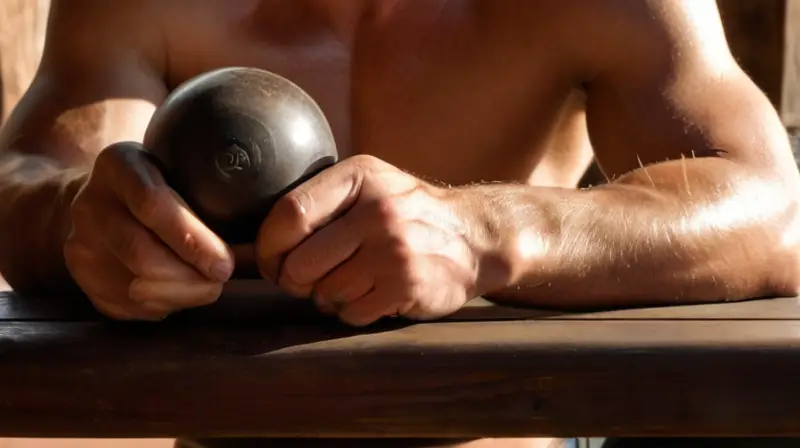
[97,142,234,283]
[311,248,375,313]
[66,241,222,320]
[94,200,207,281]
[128,279,222,308]
[64,142,232,321]
[256,159,365,278]
[279,212,364,292]
[65,244,173,321]
[338,290,396,327]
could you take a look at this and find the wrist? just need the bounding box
[0,165,89,294]
[47,169,90,294]
[56,169,90,243]
[440,184,534,296]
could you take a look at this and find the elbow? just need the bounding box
[716,166,800,298]
[759,192,800,298]
[692,175,800,301]
[764,249,800,299]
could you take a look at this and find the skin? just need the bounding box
[0,0,798,446]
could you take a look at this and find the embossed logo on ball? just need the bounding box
[215,142,253,179]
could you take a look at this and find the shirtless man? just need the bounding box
[0,0,798,447]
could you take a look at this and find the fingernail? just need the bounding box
[313,293,337,316]
[210,259,233,282]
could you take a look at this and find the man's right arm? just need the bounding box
[0,0,168,294]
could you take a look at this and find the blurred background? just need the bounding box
[0,0,797,446]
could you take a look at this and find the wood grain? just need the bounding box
[3,284,800,322]
[2,318,800,438]
[2,284,800,439]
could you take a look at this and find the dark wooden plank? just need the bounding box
[521,296,800,321]
[3,284,800,322]
[1,319,800,438]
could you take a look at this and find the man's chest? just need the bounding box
[160,0,588,186]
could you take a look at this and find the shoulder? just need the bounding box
[550,0,735,83]
[0,0,171,161]
[43,0,167,74]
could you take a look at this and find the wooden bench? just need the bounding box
[2,281,800,440]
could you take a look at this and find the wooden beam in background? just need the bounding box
[783,0,800,129]
[717,0,800,128]
[718,0,787,109]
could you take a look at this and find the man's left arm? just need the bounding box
[481,0,800,308]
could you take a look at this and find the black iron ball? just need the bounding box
[143,67,338,244]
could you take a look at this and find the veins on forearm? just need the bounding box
[0,151,66,185]
[483,155,798,305]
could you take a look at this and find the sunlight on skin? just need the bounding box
[781,206,800,250]
[514,229,550,263]
[680,0,731,64]
[680,176,788,237]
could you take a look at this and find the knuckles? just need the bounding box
[348,153,383,171]
[134,185,174,228]
[117,229,150,271]
[68,194,95,231]
[270,189,314,233]
[379,226,416,266]
[92,143,122,174]
[93,141,143,177]
[280,252,312,291]
[266,153,386,229]
[371,196,405,229]
[93,141,173,226]
[62,234,91,267]
[127,279,156,304]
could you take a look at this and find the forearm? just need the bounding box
[468,157,800,309]
[0,152,87,294]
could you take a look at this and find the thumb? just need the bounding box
[100,142,235,282]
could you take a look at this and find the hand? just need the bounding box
[64,142,235,321]
[256,155,487,327]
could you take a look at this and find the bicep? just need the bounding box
[0,0,167,167]
[582,0,796,184]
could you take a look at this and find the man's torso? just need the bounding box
[151,0,600,188]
